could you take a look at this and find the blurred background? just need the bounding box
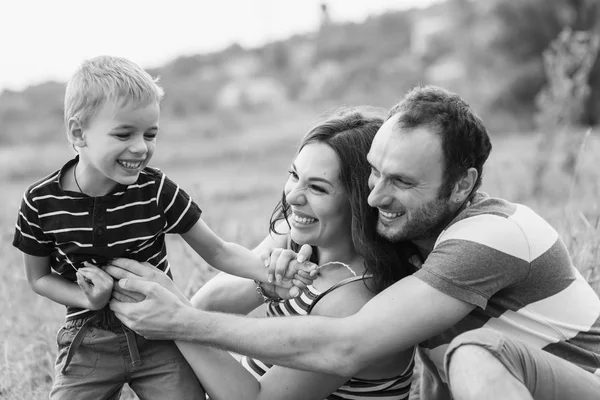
[1,0,599,398]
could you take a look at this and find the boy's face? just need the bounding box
[77,100,160,195]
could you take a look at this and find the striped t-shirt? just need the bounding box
[414,192,600,397]
[242,276,415,400]
[13,157,201,319]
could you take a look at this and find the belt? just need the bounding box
[61,307,141,374]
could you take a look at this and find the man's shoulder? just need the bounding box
[438,193,560,262]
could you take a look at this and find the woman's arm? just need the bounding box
[175,277,374,400]
[190,272,262,314]
[175,340,350,400]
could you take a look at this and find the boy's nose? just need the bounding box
[129,137,148,154]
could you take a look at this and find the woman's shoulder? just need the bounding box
[309,273,375,318]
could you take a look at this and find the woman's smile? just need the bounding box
[290,212,318,226]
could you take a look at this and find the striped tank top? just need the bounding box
[242,275,415,399]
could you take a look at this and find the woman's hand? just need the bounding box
[101,258,190,305]
[264,244,318,289]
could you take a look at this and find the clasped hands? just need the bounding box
[76,245,316,339]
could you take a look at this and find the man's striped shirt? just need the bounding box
[13,157,201,319]
[414,192,600,398]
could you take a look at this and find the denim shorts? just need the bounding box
[444,328,600,400]
[49,307,204,400]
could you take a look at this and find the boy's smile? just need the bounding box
[72,100,160,196]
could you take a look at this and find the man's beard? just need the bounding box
[376,196,455,243]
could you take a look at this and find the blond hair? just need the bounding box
[64,55,164,126]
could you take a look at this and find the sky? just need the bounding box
[0,0,441,92]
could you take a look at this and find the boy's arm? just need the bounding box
[181,219,270,282]
[182,219,312,290]
[191,227,290,313]
[23,254,112,310]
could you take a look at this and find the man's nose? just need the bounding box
[368,180,393,208]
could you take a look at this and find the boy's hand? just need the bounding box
[77,265,114,310]
[265,244,318,296]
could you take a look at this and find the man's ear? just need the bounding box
[67,118,86,148]
[452,167,478,202]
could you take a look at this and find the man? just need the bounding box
[110,86,600,399]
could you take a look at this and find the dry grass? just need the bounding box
[0,116,598,399]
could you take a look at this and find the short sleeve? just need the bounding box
[156,172,202,234]
[414,214,530,309]
[12,190,54,256]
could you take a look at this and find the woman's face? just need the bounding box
[284,142,353,249]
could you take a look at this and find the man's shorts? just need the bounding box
[444,328,600,400]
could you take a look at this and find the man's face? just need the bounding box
[366,116,455,244]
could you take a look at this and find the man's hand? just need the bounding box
[109,278,191,340]
[76,265,114,310]
[102,258,190,304]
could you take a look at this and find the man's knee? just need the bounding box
[445,329,532,400]
[445,328,506,376]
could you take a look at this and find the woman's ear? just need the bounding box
[67,117,86,148]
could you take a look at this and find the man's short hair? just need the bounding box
[388,85,492,199]
[64,55,164,127]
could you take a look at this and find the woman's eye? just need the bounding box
[288,170,299,180]
[309,185,326,193]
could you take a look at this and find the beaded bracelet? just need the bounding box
[254,280,282,303]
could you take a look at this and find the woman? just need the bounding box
[107,109,417,399]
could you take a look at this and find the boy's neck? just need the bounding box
[67,160,118,197]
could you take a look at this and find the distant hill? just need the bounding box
[1,0,598,145]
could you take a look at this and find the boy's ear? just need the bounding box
[67,118,86,148]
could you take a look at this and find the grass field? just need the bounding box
[1,111,599,399]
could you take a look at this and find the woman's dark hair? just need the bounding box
[269,108,416,292]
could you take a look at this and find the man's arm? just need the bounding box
[111,275,475,376]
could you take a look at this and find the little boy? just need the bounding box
[13,55,308,399]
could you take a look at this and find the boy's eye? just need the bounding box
[114,133,131,139]
[144,133,157,140]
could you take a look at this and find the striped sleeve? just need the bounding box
[156,172,201,234]
[414,214,531,309]
[13,189,54,256]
